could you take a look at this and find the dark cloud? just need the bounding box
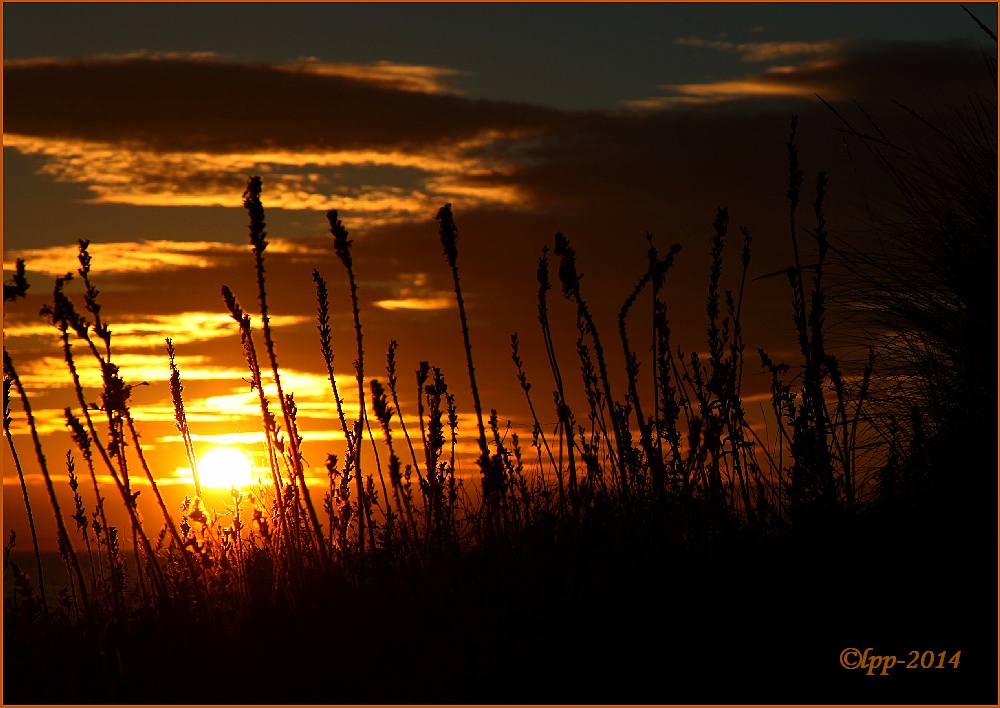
[4,41,991,228]
[5,42,988,152]
[3,55,574,153]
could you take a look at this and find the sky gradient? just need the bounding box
[4,2,997,548]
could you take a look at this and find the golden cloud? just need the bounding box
[278,59,468,95]
[374,298,455,311]
[3,55,568,220]
[6,53,466,95]
[3,133,525,218]
[737,41,848,63]
[5,241,235,276]
[4,364,364,445]
[11,354,248,391]
[3,240,329,277]
[626,59,845,109]
[675,38,848,63]
[371,272,457,312]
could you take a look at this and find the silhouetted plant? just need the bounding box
[3,349,48,621]
[436,204,501,504]
[167,338,201,499]
[221,284,295,583]
[243,178,327,566]
[3,259,29,303]
[617,236,679,498]
[326,208,376,561]
[3,347,90,616]
[821,31,997,514]
[534,246,578,514]
[554,232,629,498]
[5,92,988,703]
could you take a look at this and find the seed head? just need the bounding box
[327,210,352,270]
[436,203,458,267]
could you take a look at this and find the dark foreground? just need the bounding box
[5,497,995,706]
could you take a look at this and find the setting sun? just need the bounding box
[198,447,256,489]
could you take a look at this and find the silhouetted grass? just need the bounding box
[3,92,995,703]
[820,40,997,523]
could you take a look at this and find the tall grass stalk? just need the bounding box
[243,177,327,565]
[534,247,577,512]
[123,413,204,595]
[617,237,680,495]
[221,285,294,585]
[3,262,46,608]
[386,340,425,487]
[42,269,168,601]
[65,451,97,592]
[436,205,497,498]
[167,339,201,499]
[326,208,375,562]
[2,353,49,620]
[312,268,367,564]
[554,232,629,499]
[3,348,90,615]
[510,333,561,511]
[67,400,120,612]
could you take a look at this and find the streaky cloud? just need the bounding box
[675,37,849,63]
[279,58,469,94]
[627,40,988,109]
[4,240,331,276]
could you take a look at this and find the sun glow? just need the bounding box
[198,447,256,490]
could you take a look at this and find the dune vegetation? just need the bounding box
[3,41,996,703]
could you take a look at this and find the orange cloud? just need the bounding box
[626,59,846,109]
[3,55,572,220]
[278,59,468,94]
[7,53,467,95]
[5,241,235,275]
[676,38,848,63]
[627,41,988,111]
[373,272,456,311]
[2,133,525,218]
[3,240,328,277]
[375,297,455,311]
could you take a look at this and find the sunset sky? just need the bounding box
[4,2,996,548]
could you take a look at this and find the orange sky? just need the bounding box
[4,6,996,550]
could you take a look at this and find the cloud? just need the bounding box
[375,297,455,311]
[4,43,986,226]
[626,60,845,108]
[676,38,848,63]
[629,40,988,109]
[372,272,457,311]
[12,354,242,391]
[5,240,235,275]
[2,54,568,218]
[2,54,565,153]
[3,239,331,277]
[278,59,468,94]
[2,134,486,217]
[5,53,472,96]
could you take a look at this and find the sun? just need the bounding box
[198,447,256,490]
